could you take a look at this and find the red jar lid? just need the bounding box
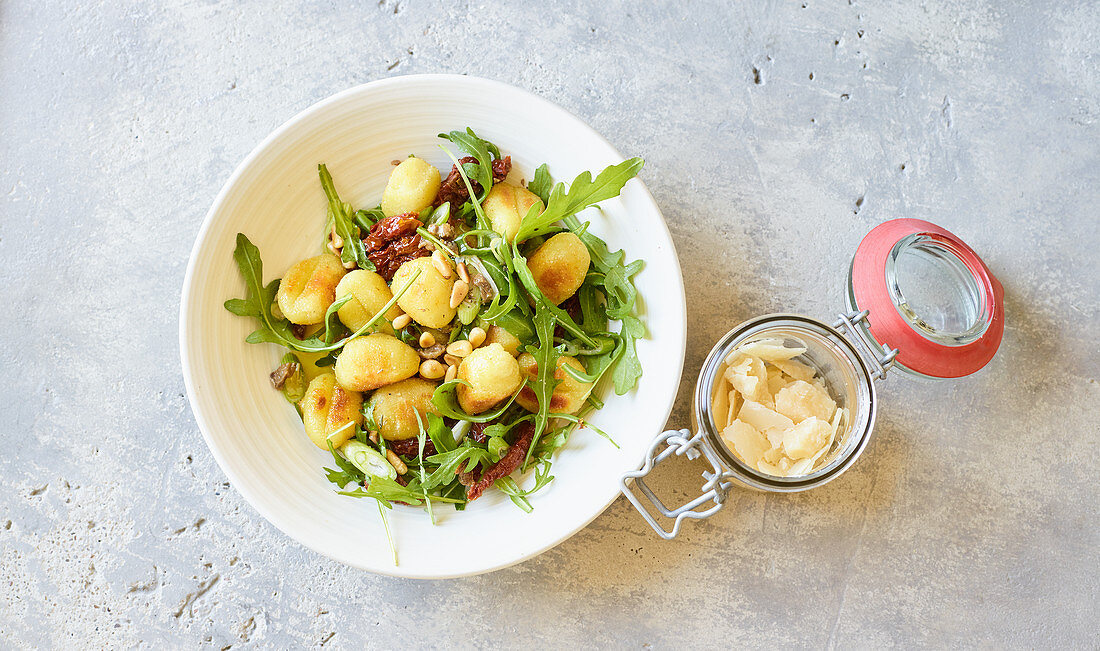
[850,219,1004,378]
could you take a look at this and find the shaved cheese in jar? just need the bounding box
[722,420,770,468]
[714,338,847,478]
[723,353,772,407]
[738,400,794,433]
[732,337,806,362]
[775,381,836,424]
[770,357,816,382]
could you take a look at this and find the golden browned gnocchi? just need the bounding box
[334,333,419,391]
[482,325,522,357]
[381,157,442,217]
[526,232,590,305]
[390,257,457,329]
[456,343,523,414]
[482,182,544,242]
[367,377,440,441]
[276,254,347,325]
[515,353,594,415]
[334,269,402,334]
[299,373,363,449]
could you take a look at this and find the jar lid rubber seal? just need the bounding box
[850,219,1004,378]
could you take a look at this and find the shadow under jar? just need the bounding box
[621,219,1005,539]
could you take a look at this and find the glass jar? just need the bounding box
[621,219,1004,539]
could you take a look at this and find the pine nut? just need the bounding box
[331,231,344,249]
[431,250,452,278]
[327,241,339,256]
[449,280,470,309]
[457,261,470,284]
[468,327,487,348]
[385,449,408,475]
[391,314,412,330]
[419,331,436,348]
[443,353,463,367]
[368,430,379,444]
[444,364,458,383]
[342,259,356,269]
[447,340,473,358]
[419,359,445,380]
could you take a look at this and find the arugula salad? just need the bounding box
[225,128,645,560]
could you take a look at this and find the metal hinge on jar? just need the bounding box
[620,429,737,539]
[833,309,899,381]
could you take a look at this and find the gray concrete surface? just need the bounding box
[2,0,1098,648]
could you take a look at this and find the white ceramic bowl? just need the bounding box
[180,75,686,578]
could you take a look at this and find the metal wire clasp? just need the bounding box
[834,309,898,380]
[620,429,735,539]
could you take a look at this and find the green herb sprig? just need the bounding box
[318,164,373,271]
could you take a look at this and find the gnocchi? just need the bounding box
[457,343,523,414]
[334,269,402,334]
[276,254,346,325]
[483,325,522,357]
[334,333,420,391]
[367,377,439,441]
[381,157,442,217]
[300,373,363,450]
[526,232,590,305]
[391,257,457,329]
[483,182,544,242]
[225,136,646,519]
[515,353,594,415]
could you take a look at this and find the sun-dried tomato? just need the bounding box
[469,422,490,444]
[434,156,512,209]
[362,214,429,280]
[364,213,419,250]
[463,421,535,501]
[386,437,438,458]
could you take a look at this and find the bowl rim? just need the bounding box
[179,73,687,578]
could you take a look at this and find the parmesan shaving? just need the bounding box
[712,337,844,477]
[766,366,791,396]
[733,338,807,362]
[724,354,772,407]
[738,400,795,432]
[771,358,816,382]
[712,378,730,430]
[727,389,739,429]
[775,380,836,424]
[720,420,770,468]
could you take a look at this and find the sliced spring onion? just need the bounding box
[457,284,482,325]
[428,202,450,225]
[341,440,397,480]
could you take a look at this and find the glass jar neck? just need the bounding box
[885,233,992,347]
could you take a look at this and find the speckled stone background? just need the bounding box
[2,0,1098,648]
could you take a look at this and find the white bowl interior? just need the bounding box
[180,75,686,578]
